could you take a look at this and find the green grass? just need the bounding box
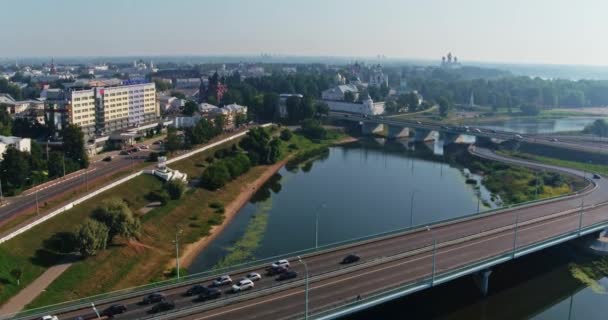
[498,150,608,176]
[0,174,164,307]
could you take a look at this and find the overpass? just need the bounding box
[329,112,608,154]
[6,145,608,320]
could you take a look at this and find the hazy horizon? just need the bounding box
[2,0,608,67]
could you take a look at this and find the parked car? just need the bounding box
[593,173,601,179]
[40,316,59,320]
[341,254,361,264]
[102,156,113,162]
[101,304,127,317]
[473,128,482,133]
[119,150,129,155]
[232,279,254,292]
[416,121,422,124]
[139,145,149,150]
[197,287,222,301]
[153,140,163,145]
[515,134,524,139]
[266,265,288,276]
[276,270,298,281]
[246,272,262,281]
[271,259,290,269]
[150,301,175,313]
[551,138,559,142]
[186,284,208,296]
[142,292,165,304]
[212,275,233,287]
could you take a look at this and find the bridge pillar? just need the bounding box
[589,228,608,255]
[414,129,437,142]
[361,122,384,135]
[442,132,460,145]
[473,269,492,296]
[387,125,410,139]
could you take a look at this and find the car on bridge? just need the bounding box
[142,292,165,304]
[271,259,290,269]
[266,265,289,275]
[276,270,298,281]
[40,316,58,320]
[150,301,175,313]
[101,304,127,317]
[515,134,524,139]
[246,272,262,281]
[212,275,233,286]
[341,254,361,264]
[232,279,255,292]
[196,287,222,301]
[186,284,209,296]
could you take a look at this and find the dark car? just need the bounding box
[266,265,288,276]
[341,254,361,264]
[197,287,222,301]
[276,270,298,281]
[186,284,208,296]
[150,301,175,313]
[119,150,129,155]
[593,173,601,179]
[142,292,165,304]
[102,156,113,162]
[101,304,127,317]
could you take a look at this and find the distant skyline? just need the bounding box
[1,0,607,66]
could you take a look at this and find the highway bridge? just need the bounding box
[329,112,608,155]
[7,146,608,320]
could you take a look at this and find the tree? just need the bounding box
[47,151,65,178]
[280,129,293,141]
[268,138,282,164]
[520,104,541,116]
[91,198,140,243]
[170,91,186,100]
[240,127,272,165]
[438,97,452,118]
[165,127,181,152]
[186,118,217,145]
[75,219,109,257]
[584,119,608,137]
[214,115,226,132]
[315,102,330,116]
[10,268,22,286]
[344,91,356,103]
[0,147,30,192]
[300,119,327,140]
[259,93,280,121]
[61,124,88,168]
[0,105,12,136]
[183,101,198,116]
[234,112,247,127]
[164,179,186,200]
[200,163,231,190]
[153,79,172,92]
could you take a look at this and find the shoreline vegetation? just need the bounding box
[0,126,351,310]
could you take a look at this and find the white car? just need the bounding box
[515,134,524,139]
[271,259,290,269]
[41,316,59,320]
[232,279,254,292]
[246,272,262,281]
[212,275,232,286]
[473,128,482,133]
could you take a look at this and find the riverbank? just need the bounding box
[180,134,358,269]
[179,158,288,268]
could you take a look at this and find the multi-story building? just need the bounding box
[0,136,31,160]
[45,80,159,138]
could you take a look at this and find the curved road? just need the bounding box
[15,146,608,320]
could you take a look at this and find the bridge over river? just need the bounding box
[7,145,608,320]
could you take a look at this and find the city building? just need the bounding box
[45,80,159,138]
[321,84,359,101]
[441,52,462,69]
[369,65,389,87]
[321,95,385,116]
[278,93,303,118]
[0,136,31,159]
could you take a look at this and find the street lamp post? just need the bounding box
[410,190,419,227]
[512,211,519,258]
[0,178,3,205]
[426,226,437,285]
[578,196,585,236]
[62,153,66,178]
[298,256,309,320]
[174,228,183,280]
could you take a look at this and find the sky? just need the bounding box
[1,0,607,66]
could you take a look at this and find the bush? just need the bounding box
[75,219,109,257]
[300,119,327,140]
[208,213,225,226]
[200,163,231,190]
[148,190,170,205]
[164,179,186,200]
[280,129,293,141]
[148,152,159,162]
[209,202,224,209]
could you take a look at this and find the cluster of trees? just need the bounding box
[584,119,608,137]
[406,72,608,110]
[284,96,329,122]
[300,119,328,140]
[239,127,282,165]
[200,151,252,190]
[0,124,88,195]
[75,199,141,257]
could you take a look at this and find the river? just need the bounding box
[479,116,606,134]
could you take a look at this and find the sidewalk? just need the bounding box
[0,260,74,317]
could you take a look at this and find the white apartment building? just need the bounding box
[0,136,31,160]
[69,89,97,137]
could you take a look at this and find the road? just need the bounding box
[21,147,608,320]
